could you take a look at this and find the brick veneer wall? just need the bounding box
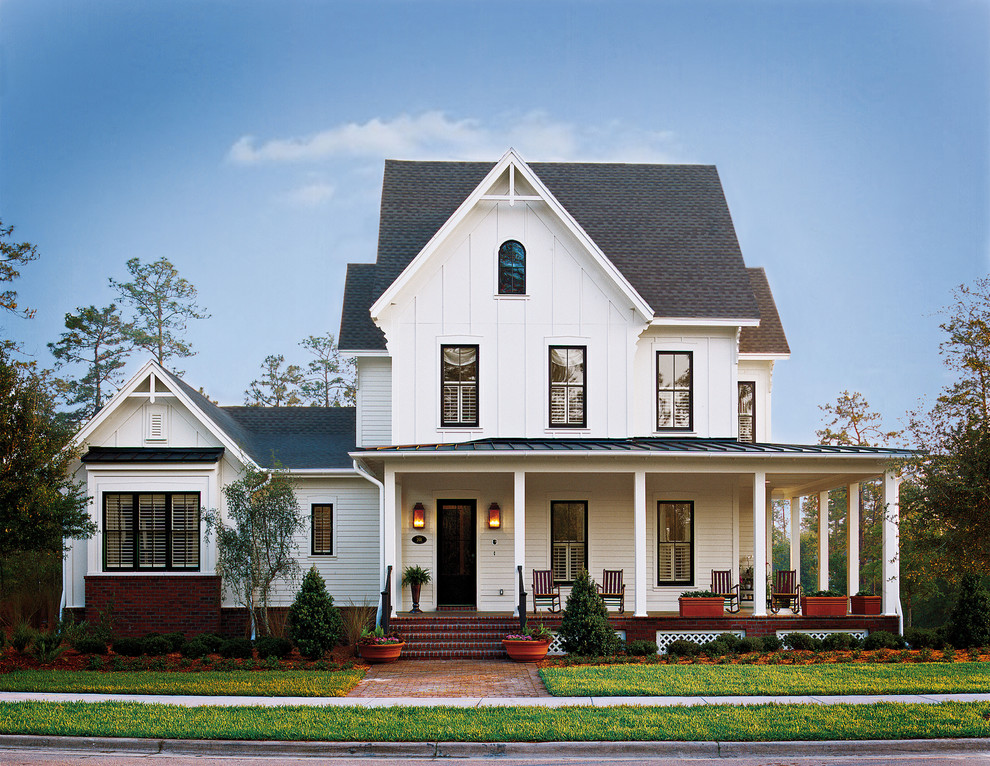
[85,575,221,637]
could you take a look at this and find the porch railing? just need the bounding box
[517,565,527,633]
[380,565,392,633]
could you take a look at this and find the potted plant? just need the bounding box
[401,565,431,613]
[802,589,848,617]
[678,590,725,618]
[503,623,553,662]
[850,589,882,615]
[357,626,405,663]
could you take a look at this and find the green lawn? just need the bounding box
[0,670,364,697]
[1,700,989,741]
[540,662,990,697]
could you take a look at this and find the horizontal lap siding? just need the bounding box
[357,357,391,447]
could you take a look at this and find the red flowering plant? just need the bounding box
[359,626,403,645]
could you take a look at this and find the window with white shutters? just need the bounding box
[549,347,586,428]
[657,352,692,431]
[103,492,200,570]
[441,345,479,427]
[551,501,587,583]
[657,501,693,585]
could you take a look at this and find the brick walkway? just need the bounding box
[348,659,550,698]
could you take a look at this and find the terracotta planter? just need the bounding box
[358,641,405,663]
[850,595,882,615]
[678,597,724,618]
[803,596,848,617]
[503,639,551,662]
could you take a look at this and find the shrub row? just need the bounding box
[662,630,915,658]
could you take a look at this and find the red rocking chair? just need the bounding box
[532,569,561,613]
[597,569,625,613]
[770,569,802,614]
[711,569,740,614]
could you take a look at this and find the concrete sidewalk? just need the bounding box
[3,690,990,707]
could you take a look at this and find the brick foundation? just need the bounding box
[85,575,221,637]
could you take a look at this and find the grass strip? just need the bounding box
[0,701,989,741]
[540,662,990,697]
[0,670,363,697]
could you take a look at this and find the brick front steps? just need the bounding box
[391,614,527,659]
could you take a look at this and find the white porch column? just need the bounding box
[752,472,767,616]
[818,490,830,591]
[513,470,526,617]
[634,469,648,617]
[882,471,900,615]
[847,483,860,597]
[383,466,399,616]
[790,496,801,583]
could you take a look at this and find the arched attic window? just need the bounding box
[497,240,526,295]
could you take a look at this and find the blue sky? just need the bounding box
[1,0,987,443]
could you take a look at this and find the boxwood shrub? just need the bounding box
[255,636,293,659]
[219,637,254,659]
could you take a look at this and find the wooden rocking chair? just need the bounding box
[532,569,561,613]
[711,569,740,614]
[597,569,625,613]
[770,569,802,614]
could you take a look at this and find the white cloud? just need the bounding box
[228,111,685,166]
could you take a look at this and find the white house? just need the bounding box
[64,150,908,645]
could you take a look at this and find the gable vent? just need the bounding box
[146,407,167,442]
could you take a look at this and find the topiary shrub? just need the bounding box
[255,636,292,659]
[757,634,783,652]
[665,639,699,657]
[863,630,906,650]
[72,635,108,655]
[179,638,210,659]
[557,569,619,657]
[947,573,990,649]
[822,632,860,651]
[219,638,254,659]
[288,567,343,660]
[141,635,172,657]
[783,632,823,651]
[625,639,658,656]
[112,637,145,657]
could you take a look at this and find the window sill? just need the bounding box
[493,294,529,300]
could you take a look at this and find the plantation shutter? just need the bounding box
[104,494,134,569]
[171,494,200,568]
[138,494,167,568]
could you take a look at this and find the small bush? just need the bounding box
[716,632,743,652]
[557,570,619,657]
[757,635,782,652]
[822,632,860,651]
[736,637,760,654]
[179,639,210,659]
[160,632,186,652]
[783,632,823,651]
[863,630,905,650]
[141,635,172,657]
[193,633,225,653]
[665,639,699,657]
[11,622,35,653]
[947,573,990,649]
[904,627,946,650]
[219,638,254,659]
[255,636,292,659]
[72,635,108,655]
[30,631,66,663]
[700,639,731,659]
[288,567,344,660]
[112,637,146,657]
[624,639,658,657]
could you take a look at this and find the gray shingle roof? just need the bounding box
[740,268,790,355]
[340,159,775,351]
[160,369,356,469]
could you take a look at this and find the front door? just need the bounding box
[437,500,477,608]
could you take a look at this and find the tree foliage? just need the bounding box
[205,466,303,637]
[110,257,209,368]
[288,566,343,659]
[244,354,303,406]
[299,333,355,406]
[0,220,39,319]
[557,569,619,656]
[0,348,93,558]
[48,304,130,423]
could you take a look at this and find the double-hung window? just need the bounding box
[441,345,479,427]
[657,501,693,585]
[551,501,587,583]
[104,492,200,571]
[738,381,756,443]
[656,351,692,431]
[312,503,334,555]
[549,346,586,427]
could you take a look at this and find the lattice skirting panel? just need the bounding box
[776,629,868,647]
[548,630,626,656]
[655,630,745,654]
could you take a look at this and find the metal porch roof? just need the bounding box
[81,447,226,463]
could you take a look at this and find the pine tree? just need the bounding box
[557,569,618,656]
[288,567,343,659]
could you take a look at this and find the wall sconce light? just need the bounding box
[488,502,501,529]
[412,502,426,529]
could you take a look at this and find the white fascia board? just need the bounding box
[739,353,791,361]
[285,468,361,477]
[369,148,654,322]
[72,359,257,470]
[344,350,391,358]
[82,463,219,472]
[650,317,761,327]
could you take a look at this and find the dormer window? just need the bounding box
[497,240,525,295]
[657,351,692,431]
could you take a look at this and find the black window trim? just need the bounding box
[102,491,201,572]
[550,500,589,585]
[656,499,695,586]
[440,344,480,428]
[311,502,334,556]
[656,350,694,432]
[738,380,757,444]
[548,345,587,429]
